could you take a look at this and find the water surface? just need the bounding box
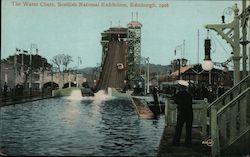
[0,90,164,156]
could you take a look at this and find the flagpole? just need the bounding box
[196,30,199,83]
[21,52,24,80]
[77,57,79,88]
[29,44,33,95]
[14,52,17,95]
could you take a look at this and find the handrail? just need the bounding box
[217,87,250,115]
[206,75,250,138]
[211,87,249,157]
[208,75,250,111]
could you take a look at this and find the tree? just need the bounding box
[51,54,73,86]
[62,54,73,72]
[51,54,73,73]
[4,54,52,83]
[51,54,63,72]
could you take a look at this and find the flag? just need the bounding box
[78,57,82,64]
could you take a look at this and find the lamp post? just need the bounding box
[77,56,82,88]
[140,57,147,95]
[68,68,71,88]
[240,0,249,77]
[205,3,240,85]
[143,58,146,95]
[13,53,17,95]
[41,60,45,92]
[221,2,249,78]
[175,44,183,80]
[177,59,181,80]
[145,57,150,94]
[202,39,214,85]
[175,44,183,59]
[16,49,30,85]
[28,43,38,95]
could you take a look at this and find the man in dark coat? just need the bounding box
[217,83,225,98]
[3,82,8,98]
[152,86,159,105]
[172,80,193,147]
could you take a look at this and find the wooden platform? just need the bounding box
[157,126,211,157]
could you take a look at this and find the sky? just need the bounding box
[1,0,248,69]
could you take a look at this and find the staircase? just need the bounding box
[207,75,250,157]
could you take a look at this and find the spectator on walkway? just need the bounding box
[152,86,159,105]
[172,80,193,147]
[207,85,214,103]
[196,85,202,100]
[15,83,22,97]
[3,82,8,98]
[201,84,208,100]
[217,83,225,98]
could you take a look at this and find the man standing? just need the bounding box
[3,82,8,98]
[172,80,193,147]
[217,83,225,98]
[152,86,159,105]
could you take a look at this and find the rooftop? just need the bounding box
[127,21,142,28]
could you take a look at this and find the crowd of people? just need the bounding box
[187,82,225,103]
[2,82,24,98]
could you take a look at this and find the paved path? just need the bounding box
[157,126,211,157]
[0,95,54,107]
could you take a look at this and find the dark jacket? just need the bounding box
[174,90,193,113]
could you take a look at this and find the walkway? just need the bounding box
[157,126,211,157]
[0,95,54,107]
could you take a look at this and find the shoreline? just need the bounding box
[0,95,55,107]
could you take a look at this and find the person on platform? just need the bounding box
[172,80,193,147]
[217,83,225,98]
[3,82,8,98]
[152,86,159,105]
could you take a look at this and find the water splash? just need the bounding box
[65,89,113,105]
[82,90,113,105]
[83,90,113,123]
[66,90,83,101]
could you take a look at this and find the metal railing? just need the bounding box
[211,87,250,157]
[206,75,250,137]
[208,75,250,111]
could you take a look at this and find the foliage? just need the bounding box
[4,54,52,83]
[51,54,73,72]
[5,54,52,71]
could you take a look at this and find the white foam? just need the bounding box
[65,89,113,105]
[82,90,113,105]
[66,90,83,101]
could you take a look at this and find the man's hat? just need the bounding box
[177,80,189,87]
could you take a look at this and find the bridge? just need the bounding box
[8,70,87,90]
[38,71,87,89]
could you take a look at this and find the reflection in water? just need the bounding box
[0,91,165,156]
[66,90,83,101]
[100,99,141,156]
[60,104,81,128]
